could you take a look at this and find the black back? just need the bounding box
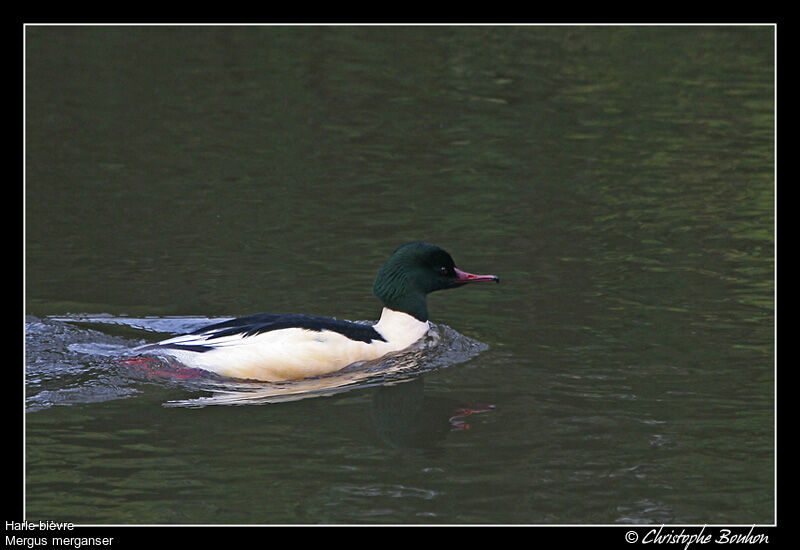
[191,313,387,344]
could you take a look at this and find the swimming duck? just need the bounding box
[135,242,498,381]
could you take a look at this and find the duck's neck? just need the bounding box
[372,265,429,321]
[373,307,430,348]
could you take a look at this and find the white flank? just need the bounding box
[139,308,429,382]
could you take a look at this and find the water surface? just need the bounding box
[25,25,774,524]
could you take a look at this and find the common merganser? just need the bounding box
[135,242,499,382]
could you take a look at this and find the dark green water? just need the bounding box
[25,25,774,524]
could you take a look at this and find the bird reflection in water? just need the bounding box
[370,376,495,450]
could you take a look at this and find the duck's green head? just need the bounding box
[372,241,499,322]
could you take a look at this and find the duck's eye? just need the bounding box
[439,266,449,274]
